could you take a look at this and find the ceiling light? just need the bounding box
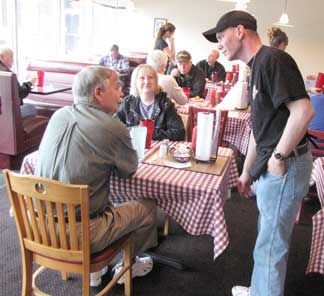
[274,0,294,27]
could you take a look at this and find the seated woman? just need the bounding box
[146,49,188,106]
[115,64,185,141]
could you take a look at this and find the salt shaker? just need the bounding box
[159,139,169,158]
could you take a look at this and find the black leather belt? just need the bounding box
[288,143,308,158]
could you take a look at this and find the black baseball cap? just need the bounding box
[203,10,257,43]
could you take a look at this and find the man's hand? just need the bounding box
[237,171,252,199]
[170,68,179,77]
[267,154,286,176]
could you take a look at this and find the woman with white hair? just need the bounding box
[147,50,187,105]
[115,64,185,141]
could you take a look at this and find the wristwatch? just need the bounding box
[273,149,286,161]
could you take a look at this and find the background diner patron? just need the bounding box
[146,49,188,105]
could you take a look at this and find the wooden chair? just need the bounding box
[3,170,133,296]
[0,71,48,169]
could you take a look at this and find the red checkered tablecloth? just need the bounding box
[306,157,324,275]
[19,145,239,259]
[177,102,251,155]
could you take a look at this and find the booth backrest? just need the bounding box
[0,71,24,154]
[26,60,96,86]
[0,71,49,169]
[25,53,147,110]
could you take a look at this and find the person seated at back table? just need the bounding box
[309,93,324,131]
[35,66,157,287]
[196,49,226,82]
[146,49,187,105]
[115,64,185,141]
[170,50,206,98]
[99,44,130,74]
[99,44,130,93]
[0,46,37,118]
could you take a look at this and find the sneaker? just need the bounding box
[90,266,109,287]
[232,286,251,296]
[113,256,153,285]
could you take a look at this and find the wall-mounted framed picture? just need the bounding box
[153,18,167,38]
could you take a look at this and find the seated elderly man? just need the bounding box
[170,50,206,98]
[99,44,130,75]
[35,66,157,287]
[146,49,187,105]
[0,47,37,118]
[196,49,226,82]
[115,64,185,141]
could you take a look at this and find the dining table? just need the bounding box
[306,157,324,275]
[29,84,72,95]
[19,142,239,260]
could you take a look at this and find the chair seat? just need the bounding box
[91,234,130,264]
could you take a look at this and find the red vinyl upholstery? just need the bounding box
[0,71,48,169]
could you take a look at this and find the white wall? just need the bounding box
[120,0,324,77]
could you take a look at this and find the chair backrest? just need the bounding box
[187,106,228,147]
[3,169,90,268]
[308,128,324,159]
[0,71,24,154]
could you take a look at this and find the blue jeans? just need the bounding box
[251,151,312,296]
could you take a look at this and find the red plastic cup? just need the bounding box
[140,119,154,149]
[211,72,219,83]
[37,71,45,87]
[225,71,233,83]
[232,64,240,73]
[182,87,191,98]
[316,72,324,89]
[191,126,197,154]
[210,89,217,107]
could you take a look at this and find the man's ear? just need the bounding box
[236,25,245,40]
[93,85,102,103]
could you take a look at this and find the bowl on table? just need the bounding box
[169,144,193,163]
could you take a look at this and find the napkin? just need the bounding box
[195,112,213,161]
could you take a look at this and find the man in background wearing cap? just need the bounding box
[170,50,206,98]
[203,10,313,296]
[196,49,226,82]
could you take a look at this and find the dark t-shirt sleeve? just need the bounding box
[155,39,168,51]
[263,53,309,109]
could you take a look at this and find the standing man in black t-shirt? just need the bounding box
[203,11,314,296]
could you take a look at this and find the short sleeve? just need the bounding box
[263,52,308,109]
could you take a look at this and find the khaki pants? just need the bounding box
[89,199,157,256]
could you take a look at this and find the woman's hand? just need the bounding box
[168,36,175,44]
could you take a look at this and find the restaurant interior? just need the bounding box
[0,0,324,295]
